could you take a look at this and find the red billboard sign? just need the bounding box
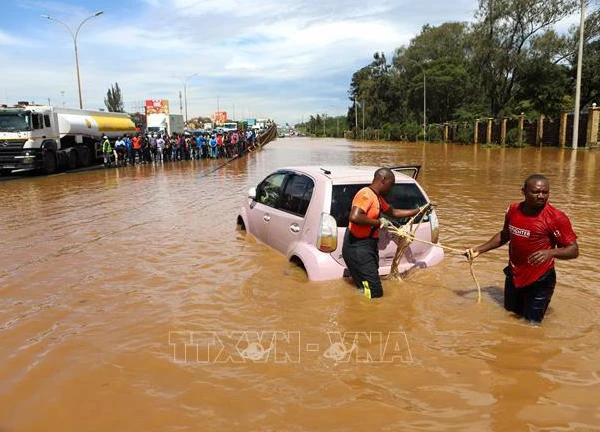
[145,99,169,115]
[213,111,227,125]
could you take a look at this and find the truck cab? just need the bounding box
[0,106,63,174]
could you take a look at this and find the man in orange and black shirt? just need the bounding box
[342,168,422,299]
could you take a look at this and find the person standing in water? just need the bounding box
[466,174,579,323]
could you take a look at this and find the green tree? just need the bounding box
[104,82,124,112]
[473,0,579,116]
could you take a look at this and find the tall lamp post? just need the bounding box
[423,70,427,141]
[415,60,430,141]
[42,11,104,109]
[572,0,586,150]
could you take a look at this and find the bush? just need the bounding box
[456,124,474,144]
[505,127,527,147]
[427,125,442,142]
[382,123,404,141]
[402,121,421,142]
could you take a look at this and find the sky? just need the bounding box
[0,0,495,124]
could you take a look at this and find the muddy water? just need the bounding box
[0,139,598,431]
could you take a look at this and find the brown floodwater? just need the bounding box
[0,139,598,431]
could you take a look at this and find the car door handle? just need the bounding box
[263,215,271,222]
[289,224,300,233]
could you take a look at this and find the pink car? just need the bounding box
[237,165,444,281]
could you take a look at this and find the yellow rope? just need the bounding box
[384,212,482,303]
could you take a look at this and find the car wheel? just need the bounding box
[289,256,307,273]
[236,215,246,231]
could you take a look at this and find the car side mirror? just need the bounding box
[248,187,256,200]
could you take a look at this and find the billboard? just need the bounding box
[145,99,169,115]
[246,118,256,126]
[213,111,227,125]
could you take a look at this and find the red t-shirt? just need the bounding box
[348,187,390,239]
[504,202,577,288]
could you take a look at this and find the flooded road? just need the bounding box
[1,138,598,431]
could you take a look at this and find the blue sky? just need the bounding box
[1,0,485,124]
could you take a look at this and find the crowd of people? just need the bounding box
[101,129,259,167]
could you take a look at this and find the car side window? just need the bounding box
[280,174,314,217]
[256,173,287,208]
[44,115,51,128]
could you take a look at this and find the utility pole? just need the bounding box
[179,91,183,115]
[423,71,427,141]
[572,0,586,150]
[362,100,365,140]
[336,116,339,137]
[183,82,188,124]
[355,99,358,138]
[323,113,327,137]
[47,97,51,106]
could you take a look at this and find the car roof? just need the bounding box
[277,165,417,184]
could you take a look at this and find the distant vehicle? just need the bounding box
[237,165,443,281]
[146,113,184,136]
[0,105,136,174]
[217,122,238,133]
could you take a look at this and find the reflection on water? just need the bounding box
[0,138,598,431]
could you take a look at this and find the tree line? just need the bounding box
[342,0,600,141]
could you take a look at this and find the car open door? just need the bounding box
[390,165,421,179]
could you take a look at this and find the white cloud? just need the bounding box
[3,0,478,123]
[0,29,27,46]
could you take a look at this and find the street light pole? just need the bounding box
[42,11,103,109]
[572,0,586,150]
[423,71,427,141]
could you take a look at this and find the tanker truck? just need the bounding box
[0,105,136,174]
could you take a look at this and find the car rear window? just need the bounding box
[330,183,428,227]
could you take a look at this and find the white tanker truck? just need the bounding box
[0,105,136,174]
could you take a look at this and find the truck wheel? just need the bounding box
[67,150,78,170]
[79,147,91,167]
[42,151,57,174]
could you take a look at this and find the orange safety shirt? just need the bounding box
[348,187,390,239]
[132,137,141,150]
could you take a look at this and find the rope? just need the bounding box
[383,207,482,303]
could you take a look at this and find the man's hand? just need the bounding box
[464,248,480,262]
[527,249,554,266]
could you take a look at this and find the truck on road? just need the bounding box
[146,113,184,136]
[0,105,136,175]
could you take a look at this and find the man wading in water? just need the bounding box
[343,168,422,299]
[466,174,579,323]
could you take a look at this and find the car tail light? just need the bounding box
[317,213,337,253]
[430,207,439,244]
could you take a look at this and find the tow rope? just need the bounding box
[383,204,482,303]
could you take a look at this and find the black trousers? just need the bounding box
[342,231,383,298]
[504,267,556,323]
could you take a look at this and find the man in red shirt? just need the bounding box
[466,174,579,323]
[342,168,423,299]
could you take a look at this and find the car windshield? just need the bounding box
[0,111,31,132]
[330,183,428,227]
